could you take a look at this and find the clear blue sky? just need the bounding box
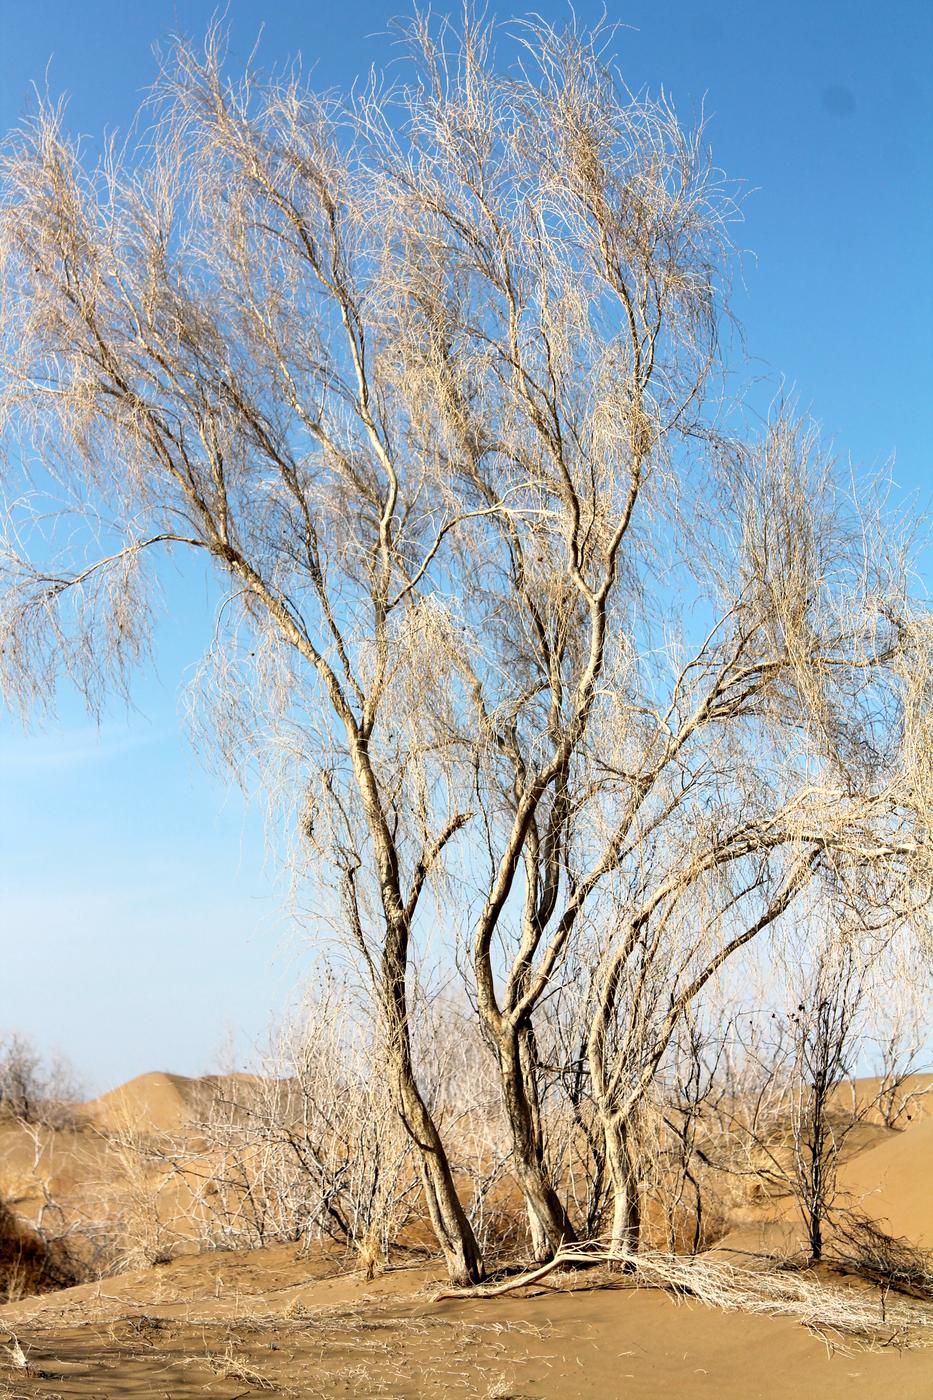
[1,1,930,1094]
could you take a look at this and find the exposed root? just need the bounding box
[433,1248,606,1300]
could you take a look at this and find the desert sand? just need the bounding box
[1,1072,931,1398]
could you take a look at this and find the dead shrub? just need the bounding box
[832,1214,933,1301]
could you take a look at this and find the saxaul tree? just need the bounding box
[1,11,930,1283]
[568,427,933,1256]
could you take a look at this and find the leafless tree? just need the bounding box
[0,1036,44,1125]
[637,1012,730,1255]
[865,937,931,1130]
[711,926,929,1266]
[0,1033,83,1129]
[1,10,930,1282]
[786,940,866,1263]
[545,418,933,1257]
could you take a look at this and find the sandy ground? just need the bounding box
[2,1243,932,1399]
[1,1071,931,1398]
[838,1115,933,1248]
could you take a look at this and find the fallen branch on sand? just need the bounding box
[432,1245,933,1348]
[433,1249,605,1300]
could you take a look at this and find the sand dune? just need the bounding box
[838,1114,933,1247]
[80,1070,262,1136]
[80,1071,199,1135]
[1,1071,931,1396]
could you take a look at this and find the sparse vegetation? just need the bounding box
[0,1034,83,1130]
[1,6,930,1288]
[0,17,930,1400]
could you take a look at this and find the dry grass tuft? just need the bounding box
[200,1341,281,1391]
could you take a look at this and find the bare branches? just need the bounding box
[0,8,929,1280]
[433,1243,933,1348]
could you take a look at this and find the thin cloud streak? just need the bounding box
[0,721,167,774]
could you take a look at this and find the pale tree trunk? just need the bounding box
[526,1205,552,1264]
[380,939,484,1285]
[392,1061,484,1285]
[605,1115,641,1260]
[352,726,485,1286]
[519,1022,568,1261]
[499,1025,577,1258]
[383,973,484,1285]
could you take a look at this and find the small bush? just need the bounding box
[0,1032,83,1128]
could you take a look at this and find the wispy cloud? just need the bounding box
[0,721,166,774]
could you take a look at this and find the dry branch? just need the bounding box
[434,1244,933,1349]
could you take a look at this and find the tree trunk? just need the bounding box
[525,1204,553,1263]
[605,1115,641,1260]
[393,1063,485,1285]
[806,1145,824,1263]
[499,1028,577,1257]
[380,950,484,1286]
[808,1211,823,1264]
[350,725,484,1287]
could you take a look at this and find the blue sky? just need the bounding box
[1,1,930,1093]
